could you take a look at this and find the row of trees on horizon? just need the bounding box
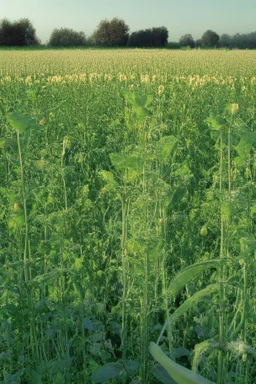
[0,17,256,49]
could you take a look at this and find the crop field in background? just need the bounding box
[0,49,256,384]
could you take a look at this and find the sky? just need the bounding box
[1,0,256,43]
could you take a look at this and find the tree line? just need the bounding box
[0,17,255,49]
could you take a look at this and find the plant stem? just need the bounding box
[17,130,28,283]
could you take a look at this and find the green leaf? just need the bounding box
[124,91,153,108]
[122,360,140,375]
[251,204,256,216]
[98,170,116,184]
[124,91,153,120]
[0,138,5,148]
[135,93,153,108]
[168,260,222,299]
[91,362,122,383]
[234,132,256,165]
[6,112,35,133]
[7,212,24,231]
[124,91,136,106]
[152,363,177,384]
[150,343,215,384]
[171,284,219,323]
[205,114,223,131]
[83,318,94,330]
[221,201,233,225]
[158,136,178,164]
[109,152,143,171]
[173,348,190,358]
[134,105,152,119]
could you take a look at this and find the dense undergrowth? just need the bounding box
[0,50,256,384]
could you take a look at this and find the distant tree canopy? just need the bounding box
[218,32,256,49]
[48,28,86,47]
[127,27,168,47]
[179,34,195,48]
[2,16,256,50]
[93,18,129,46]
[194,39,202,48]
[201,30,219,47]
[0,18,39,46]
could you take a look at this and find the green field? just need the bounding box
[1,49,256,384]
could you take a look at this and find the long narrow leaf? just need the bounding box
[168,260,222,299]
[171,284,219,323]
[149,342,215,384]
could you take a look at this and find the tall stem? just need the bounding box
[217,129,225,384]
[17,130,28,283]
[121,195,129,360]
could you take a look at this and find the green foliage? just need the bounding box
[150,343,215,384]
[128,26,168,47]
[201,30,220,48]
[6,111,36,133]
[168,260,222,299]
[93,18,129,46]
[171,284,220,323]
[179,34,195,48]
[0,18,39,46]
[48,28,86,47]
[92,362,123,382]
[0,50,256,384]
[91,360,140,382]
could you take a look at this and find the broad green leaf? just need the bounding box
[158,136,178,164]
[135,93,153,108]
[171,284,219,323]
[234,132,256,165]
[134,105,152,119]
[124,91,136,106]
[124,91,153,120]
[109,152,143,171]
[122,360,140,375]
[173,347,190,358]
[0,138,5,148]
[91,362,122,383]
[98,170,116,185]
[168,260,222,299]
[205,114,223,131]
[192,339,220,372]
[150,342,215,384]
[83,318,94,330]
[127,238,147,254]
[7,111,35,133]
[124,91,153,108]
[98,170,118,193]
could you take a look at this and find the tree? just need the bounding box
[127,26,168,47]
[166,41,180,49]
[201,30,219,48]
[218,33,232,48]
[179,34,195,48]
[48,28,86,47]
[0,18,39,46]
[195,39,202,48]
[93,18,129,46]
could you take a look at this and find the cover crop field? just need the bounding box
[0,49,256,384]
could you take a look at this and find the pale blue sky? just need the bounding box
[2,0,256,43]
